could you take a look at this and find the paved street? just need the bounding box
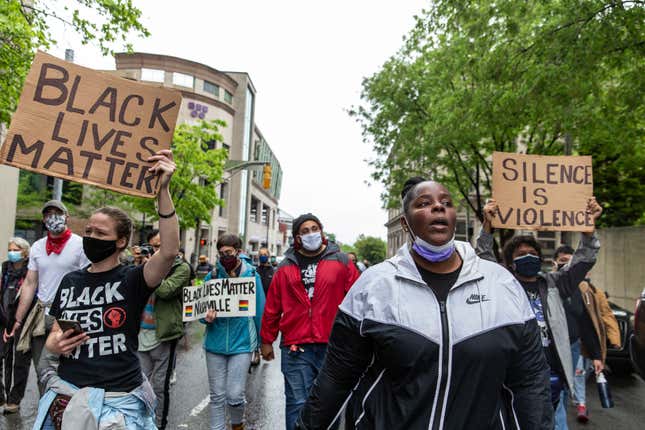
[3,323,645,429]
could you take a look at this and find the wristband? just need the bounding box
[158,209,176,219]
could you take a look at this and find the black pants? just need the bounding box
[0,332,32,405]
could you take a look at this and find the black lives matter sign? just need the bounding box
[492,152,594,232]
[0,51,181,198]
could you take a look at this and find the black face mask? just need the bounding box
[83,236,118,263]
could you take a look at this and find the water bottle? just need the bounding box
[596,371,614,408]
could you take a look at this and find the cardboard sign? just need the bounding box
[492,152,594,232]
[0,51,181,198]
[182,277,257,322]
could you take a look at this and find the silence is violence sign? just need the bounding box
[0,51,182,198]
[492,152,594,232]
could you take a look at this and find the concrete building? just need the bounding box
[112,53,284,263]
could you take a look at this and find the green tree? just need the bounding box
[86,120,229,231]
[352,1,644,230]
[0,0,149,125]
[353,234,386,265]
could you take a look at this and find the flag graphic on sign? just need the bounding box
[239,300,249,311]
[185,306,193,317]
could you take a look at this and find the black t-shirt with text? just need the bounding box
[49,264,152,392]
[415,263,462,303]
[295,252,322,300]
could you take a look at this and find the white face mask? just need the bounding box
[300,232,323,251]
[45,214,67,234]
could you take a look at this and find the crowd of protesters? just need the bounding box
[0,165,626,429]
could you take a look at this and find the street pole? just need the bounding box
[52,49,75,201]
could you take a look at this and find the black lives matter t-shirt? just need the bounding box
[49,264,153,392]
[295,252,321,300]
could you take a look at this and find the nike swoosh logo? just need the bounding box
[466,297,491,305]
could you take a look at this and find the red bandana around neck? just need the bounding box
[46,228,72,255]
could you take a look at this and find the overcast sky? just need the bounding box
[49,0,428,244]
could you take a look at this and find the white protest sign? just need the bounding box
[182,276,256,322]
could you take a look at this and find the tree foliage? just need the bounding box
[353,234,387,265]
[116,120,229,230]
[0,0,149,125]
[352,0,644,228]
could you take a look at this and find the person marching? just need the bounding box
[138,229,191,430]
[256,247,275,295]
[3,201,89,393]
[31,149,179,429]
[0,238,32,414]
[260,213,360,430]
[296,178,552,430]
[201,233,265,430]
[477,198,603,412]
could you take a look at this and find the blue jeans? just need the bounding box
[205,352,252,430]
[555,340,581,430]
[573,355,590,405]
[281,344,327,430]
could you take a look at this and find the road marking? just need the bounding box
[190,396,210,417]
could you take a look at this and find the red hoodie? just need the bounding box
[260,243,360,347]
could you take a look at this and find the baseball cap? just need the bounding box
[41,200,68,215]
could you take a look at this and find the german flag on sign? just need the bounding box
[239,300,249,311]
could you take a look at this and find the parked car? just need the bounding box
[605,301,634,375]
[629,288,645,380]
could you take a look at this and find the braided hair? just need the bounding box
[401,177,429,215]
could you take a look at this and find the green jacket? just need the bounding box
[153,258,190,342]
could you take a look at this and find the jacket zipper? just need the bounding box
[431,300,451,430]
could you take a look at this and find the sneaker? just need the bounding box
[576,404,589,423]
[169,370,177,385]
[3,403,19,414]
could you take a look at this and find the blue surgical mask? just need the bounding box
[259,255,269,264]
[404,216,455,263]
[513,254,542,277]
[7,251,23,263]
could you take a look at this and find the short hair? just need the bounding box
[94,207,132,250]
[554,244,575,260]
[146,229,160,243]
[216,233,242,250]
[8,237,30,256]
[502,235,542,267]
[347,252,357,258]
[259,247,270,255]
[401,177,430,215]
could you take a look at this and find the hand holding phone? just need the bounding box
[57,319,83,335]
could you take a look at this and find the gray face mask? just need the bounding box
[300,232,323,251]
[45,214,67,234]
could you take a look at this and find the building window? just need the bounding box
[141,68,164,83]
[250,196,259,223]
[203,80,220,97]
[173,72,194,88]
[224,90,233,103]
[262,205,269,225]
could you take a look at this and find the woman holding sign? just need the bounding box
[201,233,265,430]
[477,198,603,413]
[32,149,179,430]
[296,177,553,430]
